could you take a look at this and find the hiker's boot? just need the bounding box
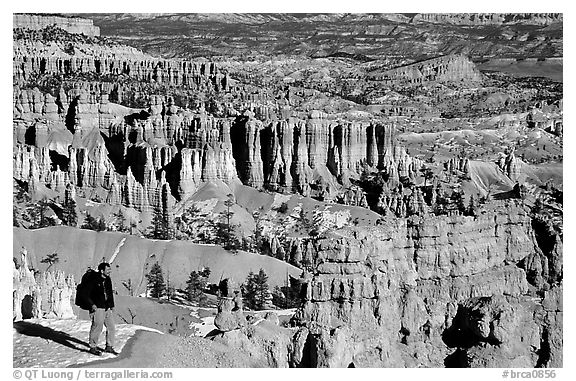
[89,347,102,356]
[104,346,119,355]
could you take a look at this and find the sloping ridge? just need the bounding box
[13,226,302,294]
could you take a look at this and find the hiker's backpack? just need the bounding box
[75,269,96,310]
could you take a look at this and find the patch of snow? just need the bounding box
[13,318,162,368]
[186,307,217,337]
[315,207,351,233]
[271,193,292,209]
[195,198,219,213]
[109,237,127,264]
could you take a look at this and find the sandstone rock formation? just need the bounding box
[13,248,76,321]
[498,149,523,182]
[214,296,247,332]
[443,295,541,367]
[14,14,101,36]
[14,75,423,209]
[13,24,228,90]
[12,15,432,206]
[212,321,294,367]
[411,13,562,26]
[370,54,483,86]
[289,200,561,367]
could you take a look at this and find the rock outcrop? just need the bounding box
[13,248,76,321]
[14,76,419,207]
[214,297,247,332]
[13,23,228,90]
[411,13,563,26]
[498,149,523,182]
[370,54,483,86]
[443,295,542,367]
[289,200,561,367]
[212,321,295,367]
[14,14,101,36]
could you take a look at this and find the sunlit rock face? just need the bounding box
[13,248,76,321]
[290,201,562,368]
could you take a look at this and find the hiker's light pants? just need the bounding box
[89,308,115,349]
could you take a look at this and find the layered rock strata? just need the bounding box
[14,88,426,208]
[290,200,561,367]
[412,13,562,26]
[14,27,228,90]
[370,54,483,86]
[14,14,101,36]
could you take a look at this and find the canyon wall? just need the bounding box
[14,14,101,36]
[13,26,228,90]
[290,200,562,367]
[412,13,563,26]
[370,54,483,86]
[13,78,423,207]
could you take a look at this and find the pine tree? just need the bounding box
[244,268,271,310]
[97,217,107,231]
[147,209,173,240]
[61,198,78,227]
[451,189,466,215]
[28,198,55,229]
[81,214,106,231]
[112,210,129,232]
[38,198,50,228]
[145,262,166,299]
[272,286,286,309]
[149,209,164,239]
[186,267,211,304]
[41,252,60,271]
[243,271,257,309]
[421,167,435,187]
[467,194,479,217]
[215,194,239,249]
[81,214,97,230]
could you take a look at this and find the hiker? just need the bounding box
[84,262,118,356]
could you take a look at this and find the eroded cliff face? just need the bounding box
[411,13,562,26]
[290,200,562,368]
[370,54,483,86]
[13,26,228,89]
[14,14,101,36]
[14,79,423,209]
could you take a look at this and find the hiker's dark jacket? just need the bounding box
[84,272,115,310]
